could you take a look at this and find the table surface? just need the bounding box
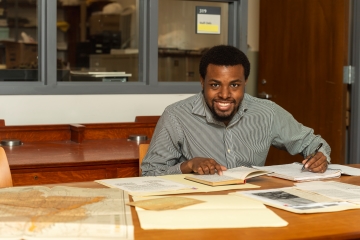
[6,139,140,169]
[43,167,360,240]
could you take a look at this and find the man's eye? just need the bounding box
[231,84,239,87]
[211,84,219,88]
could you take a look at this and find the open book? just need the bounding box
[184,166,270,186]
[252,163,342,182]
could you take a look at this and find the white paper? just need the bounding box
[96,177,193,193]
[234,187,359,214]
[295,181,360,204]
[253,163,341,181]
[328,164,360,176]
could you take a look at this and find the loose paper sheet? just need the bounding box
[328,164,360,176]
[133,195,288,229]
[295,181,360,204]
[96,176,192,193]
[233,186,360,214]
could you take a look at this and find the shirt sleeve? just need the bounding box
[270,103,331,162]
[141,110,185,176]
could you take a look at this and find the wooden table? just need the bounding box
[6,139,141,186]
[47,168,360,240]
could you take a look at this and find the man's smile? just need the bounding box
[214,101,234,111]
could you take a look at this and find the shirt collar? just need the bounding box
[192,92,248,126]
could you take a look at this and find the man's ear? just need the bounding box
[245,79,248,86]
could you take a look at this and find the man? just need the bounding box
[141,45,330,176]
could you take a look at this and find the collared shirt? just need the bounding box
[141,92,331,176]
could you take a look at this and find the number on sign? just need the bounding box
[199,9,207,14]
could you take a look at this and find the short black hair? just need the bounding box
[199,45,250,80]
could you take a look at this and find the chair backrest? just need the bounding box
[134,116,160,123]
[138,143,149,176]
[0,147,13,188]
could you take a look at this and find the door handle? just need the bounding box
[258,92,272,99]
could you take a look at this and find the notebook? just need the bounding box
[252,163,341,182]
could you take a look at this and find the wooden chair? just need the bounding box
[134,116,160,123]
[138,143,149,176]
[0,147,13,188]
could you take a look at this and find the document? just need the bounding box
[253,163,341,182]
[185,166,269,186]
[0,186,133,239]
[328,164,360,176]
[294,181,360,204]
[132,195,288,229]
[233,186,360,214]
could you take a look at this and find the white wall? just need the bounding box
[0,94,193,125]
[0,1,259,126]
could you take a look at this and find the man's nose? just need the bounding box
[219,86,230,98]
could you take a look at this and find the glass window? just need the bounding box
[158,0,228,82]
[56,0,138,82]
[0,0,247,94]
[0,0,39,82]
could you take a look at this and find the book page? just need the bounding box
[187,174,238,183]
[224,166,268,179]
[187,166,267,183]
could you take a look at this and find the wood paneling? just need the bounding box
[82,122,156,141]
[0,122,156,143]
[258,0,349,165]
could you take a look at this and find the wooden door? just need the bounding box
[258,0,349,165]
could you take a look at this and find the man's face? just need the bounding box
[201,64,247,125]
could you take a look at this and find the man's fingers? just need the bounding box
[308,161,327,173]
[305,153,328,173]
[215,165,224,175]
[196,167,204,175]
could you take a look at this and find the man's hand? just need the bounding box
[180,157,227,175]
[302,152,328,173]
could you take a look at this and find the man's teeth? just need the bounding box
[218,102,230,106]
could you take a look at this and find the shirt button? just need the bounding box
[228,149,231,153]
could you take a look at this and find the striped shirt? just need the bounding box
[141,92,331,176]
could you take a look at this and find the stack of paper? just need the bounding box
[95,174,260,197]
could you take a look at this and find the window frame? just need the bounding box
[0,0,248,95]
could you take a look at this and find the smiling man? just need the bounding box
[141,45,331,176]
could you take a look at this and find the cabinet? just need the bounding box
[11,163,138,186]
